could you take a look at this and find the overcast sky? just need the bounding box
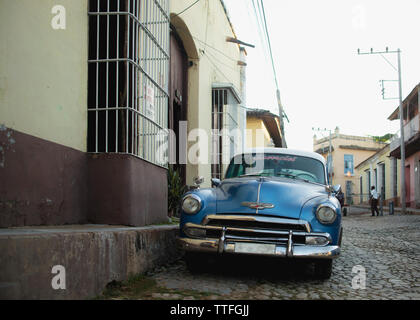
[224,0,420,151]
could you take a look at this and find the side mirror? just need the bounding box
[211,178,221,187]
[332,184,341,194]
[193,176,204,188]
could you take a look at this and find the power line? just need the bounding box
[357,47,406,214]
[173,0,202,17]
[253,0,289,141]
[173,25,239,63]
[260,0,278,89]
[203,51,234,84]
[192,36,238,62]
[251,0,270,59]
[205,48,237,72]
[256,0,270,51]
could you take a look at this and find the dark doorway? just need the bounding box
[169,29,188,185]
[405,165,411,207]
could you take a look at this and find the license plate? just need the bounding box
[235,242,276,254]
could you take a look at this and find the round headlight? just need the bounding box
[182,194,202,215]
[316,204,337,224]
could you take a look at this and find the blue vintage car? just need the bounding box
[177,148,343,279]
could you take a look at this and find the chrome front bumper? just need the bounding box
[178,237,340,259]
[178,221,340,259]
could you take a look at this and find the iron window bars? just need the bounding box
[88,0,170,167]
[211,85,241,180]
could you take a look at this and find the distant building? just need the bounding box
[246,109,284,149]
[313,127,387,205]
[387,83,420,208]
[355,144,400,205]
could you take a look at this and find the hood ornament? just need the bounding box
[241,202,274,210]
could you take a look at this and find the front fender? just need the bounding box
[300,195,342,245]
[179,188,216,237]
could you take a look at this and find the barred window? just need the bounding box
[88,0,169,167]
[211,84,241,179]
[344,154,354,175]
[345,180,353,205]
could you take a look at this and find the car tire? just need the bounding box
[338,227,343,247]
[313,259,333,280]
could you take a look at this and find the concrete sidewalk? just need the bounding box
[0,223,180,299]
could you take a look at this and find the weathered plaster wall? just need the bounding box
[0,0,88,152]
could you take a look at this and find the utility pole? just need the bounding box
[313,127,333,185]
[239,47,247,153]
[357,48,406,214]
[276,90,287,147]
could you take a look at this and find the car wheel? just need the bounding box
[313,259,333,280]
[338,227,343,247]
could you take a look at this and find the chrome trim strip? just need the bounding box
[177,237,340,259]
[241,202,275,210]
[287,230,293,257]
[184,222,330,239]
[224,234,289,243]
[181,194,202,214]
[315,203,338,225]
[218,227,227,254]
[256,181,262,214]
[183,223,332,244]
[201,215,311,233]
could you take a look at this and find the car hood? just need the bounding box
[215,177,328,219]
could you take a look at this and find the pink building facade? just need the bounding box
[388,83,420,208]
[404,151,420,208]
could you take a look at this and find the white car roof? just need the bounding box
[237,147,326,165]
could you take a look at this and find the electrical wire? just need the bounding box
[173,0,202,17]
[205,48,237,72]
[173,25,239,63]
[203,52,250,111]
[203,52,232,84]
[251,0,270,60]
[192,36,238,62]
[251,0,289,123]
[260,0,278,90]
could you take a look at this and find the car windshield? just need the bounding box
[225,153,326,185]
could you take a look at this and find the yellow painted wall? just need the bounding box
[356,146,401,204]
[0,0,88,152]
[313,131,388,204]
[246,118,272,148]
[170,0,242,186]
[331,147,378,202]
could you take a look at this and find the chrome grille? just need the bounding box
[200,215,311,245]
[202,215,310,232]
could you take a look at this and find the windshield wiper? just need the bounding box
[276,172,297,179]
[276,172,313,184]
[238,172,263,177]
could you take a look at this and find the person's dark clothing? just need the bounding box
[370,188,380,216]
[371,198,379,216]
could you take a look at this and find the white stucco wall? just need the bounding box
[170,0,243,186]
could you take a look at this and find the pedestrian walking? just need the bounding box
[370,186,380,216]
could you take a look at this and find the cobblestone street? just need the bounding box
[143,212,420,300]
